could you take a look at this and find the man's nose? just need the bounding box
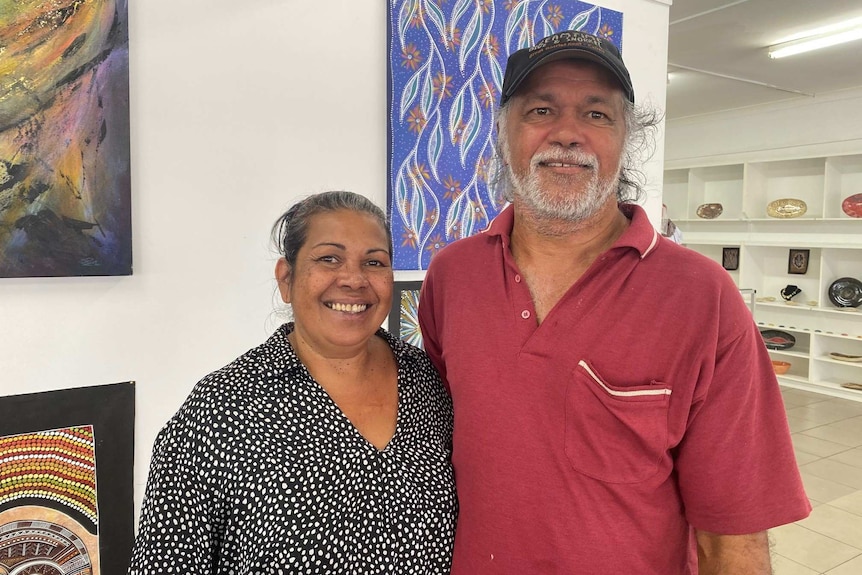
[549,114,586,147]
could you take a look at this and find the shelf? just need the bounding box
[776,374,810,385]
[680,217,862,223]
[666,152,862,401]
[746,218,862,222]
[818,331,862,341]
[816,356,862,368]
[779,379,862,402]
[769,349,810,360]
[756,301,862,320]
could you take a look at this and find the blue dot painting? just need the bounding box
[387,0,624,270]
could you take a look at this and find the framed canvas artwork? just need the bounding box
[788,249,809,274]
[722,247,740,271]
[387,0,624,270]
[0,382,135,574]
[389,280,424,348]
[0,1,132,277]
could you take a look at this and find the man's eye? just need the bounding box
[533,107,550,115]
[589,111,608,119]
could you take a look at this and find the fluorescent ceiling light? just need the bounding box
[768,22,862,59]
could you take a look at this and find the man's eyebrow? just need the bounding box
[583,94,616,105]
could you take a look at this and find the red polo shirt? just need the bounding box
[419,204,810,574]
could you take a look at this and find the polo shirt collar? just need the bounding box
[616,203,661,259]
[485,203,660,259]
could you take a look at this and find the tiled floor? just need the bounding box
[772,387,862,574]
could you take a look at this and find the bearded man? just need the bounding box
[418,30,810,575]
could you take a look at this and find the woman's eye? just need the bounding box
[317,255,338,263]
[366,259,390,268]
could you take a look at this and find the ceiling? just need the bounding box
[665,0,862,120]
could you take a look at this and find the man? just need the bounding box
[418,30,810,574]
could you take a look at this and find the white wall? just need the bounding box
[600,0,671,226]
[665,87,862,167]
[0,0,670,521]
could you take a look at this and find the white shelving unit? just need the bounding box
[665,153,862,401]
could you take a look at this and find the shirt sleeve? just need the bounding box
[674,312,811,534]
[128,407,224,574]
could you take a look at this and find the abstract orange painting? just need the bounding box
[0,0,131,277]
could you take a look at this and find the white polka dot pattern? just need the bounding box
[129,323,457,574]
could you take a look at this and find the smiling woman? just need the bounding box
[273,195,394,363]
[129,191,457,574]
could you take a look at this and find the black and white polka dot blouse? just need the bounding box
[129,323,457,574]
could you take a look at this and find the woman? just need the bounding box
[129,191,456,574]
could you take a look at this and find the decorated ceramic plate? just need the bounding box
[766,198,807,218]
[760,329,796,350]
[828,277,862,308]
[695,203,723,219]
[829,352,862,362]
[842,193,862,218]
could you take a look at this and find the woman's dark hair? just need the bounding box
[271,191,392,268]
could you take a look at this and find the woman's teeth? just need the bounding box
[328,302,368,313]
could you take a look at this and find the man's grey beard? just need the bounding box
[502,147,621,224]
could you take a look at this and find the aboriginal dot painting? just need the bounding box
[390,281,424,348]
[387,0,624,269]
[0,427,99,574]
[0,382,134,575]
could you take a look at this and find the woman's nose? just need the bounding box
[338,261,369,287]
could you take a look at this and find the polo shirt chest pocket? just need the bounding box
[565,360,671,483]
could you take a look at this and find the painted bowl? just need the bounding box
[760,329,796,350]
[767,198,807,218]
[772,360,791,375]
[696,203,723,219]
[842,193,862,218]
[828,277,862,308]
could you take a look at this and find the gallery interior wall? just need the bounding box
[0,0,670,521]
[665,87,862,167]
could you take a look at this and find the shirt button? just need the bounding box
[514,274,521,283]
[521,310,531,319]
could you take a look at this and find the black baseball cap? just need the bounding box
[500,30,634,106]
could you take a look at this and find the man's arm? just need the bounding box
[696,530,772,575]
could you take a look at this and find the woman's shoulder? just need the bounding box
[167,325,298,427]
